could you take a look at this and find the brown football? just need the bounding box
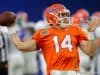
[0,11,16,27]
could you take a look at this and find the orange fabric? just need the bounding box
[32,25,87,75]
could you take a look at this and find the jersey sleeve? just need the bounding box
[32,30,41,49]
[77,26,88,45]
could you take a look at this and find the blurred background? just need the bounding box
[0,0,100,21]
[0,0,100,75]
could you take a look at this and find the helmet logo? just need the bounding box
[47,8,60,15]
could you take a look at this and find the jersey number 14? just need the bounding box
[53,35,72,53]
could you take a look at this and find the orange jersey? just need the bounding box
[32,25,87,74]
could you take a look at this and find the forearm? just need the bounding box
[87,25,97,32]
[79,40,95,56]
[86,40,95,56]
[11,33,36,52]
[11,33,22,46]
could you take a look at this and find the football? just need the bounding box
[0,11,16,27]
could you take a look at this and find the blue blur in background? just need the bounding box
[0,0,100,22]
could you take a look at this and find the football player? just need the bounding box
[0,11,16,75]
[0,11,26,75]
[11,3,100,75]
[87,12,100,75]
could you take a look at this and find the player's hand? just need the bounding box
[87,17,100,32]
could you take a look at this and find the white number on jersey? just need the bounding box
[53,35,72,53]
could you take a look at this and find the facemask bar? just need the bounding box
[57,9,73,28]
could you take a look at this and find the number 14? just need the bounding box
[53,35,72,53]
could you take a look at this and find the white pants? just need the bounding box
[8,53,24,75]
[22,51,38,74]
[50,70,80,75]
[91,54,100,75]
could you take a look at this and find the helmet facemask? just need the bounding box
[57,9,73,28]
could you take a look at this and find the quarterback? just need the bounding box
[11,4,100,75]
